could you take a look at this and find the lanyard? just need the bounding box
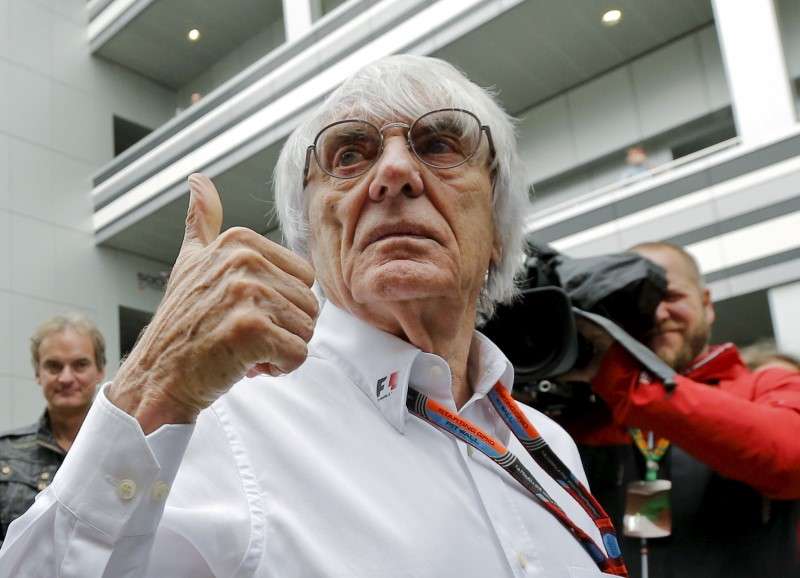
[629,429,670,481]
[406,382,628,577]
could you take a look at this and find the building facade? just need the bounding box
[1,0,799,429]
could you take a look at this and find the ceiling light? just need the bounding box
[601,9,622,26]
[187,28,201,42]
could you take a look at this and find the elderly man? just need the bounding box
[0,313,105,546]
[0,55,625,577]
[567,242,800,578]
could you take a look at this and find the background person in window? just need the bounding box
[561,242,800,578]
[0,55,623,577]
[621,145,651,179]
[0,313,105,546]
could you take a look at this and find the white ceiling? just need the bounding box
[96,0,284,88]
[101,0,715,264]
[433,0,713,114]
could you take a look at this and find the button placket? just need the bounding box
[459,403,543,578]
[151,480,170,501]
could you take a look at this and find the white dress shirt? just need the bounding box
[0,303,617,578]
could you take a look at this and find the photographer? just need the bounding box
[569,241,800,578]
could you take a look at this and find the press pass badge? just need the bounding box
[623,479,672,538]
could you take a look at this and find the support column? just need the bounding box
[712,0,797,144]
[282,0,319,42]
[768,281,800,356]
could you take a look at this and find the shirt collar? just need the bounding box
[684,342,748,383]
[37,411,65,455]
[309,302,515,435]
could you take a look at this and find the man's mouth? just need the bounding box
[649,324,682,336]
[361,222,440,249]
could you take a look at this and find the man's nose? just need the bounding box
[367,137,424,201]
[58,366,75,383]
[654,301,671,323]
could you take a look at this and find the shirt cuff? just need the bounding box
[50,383,195,541]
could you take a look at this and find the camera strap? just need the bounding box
[573,308,677,391]
[407,383,628,576]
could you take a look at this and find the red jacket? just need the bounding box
[583,343,800,500]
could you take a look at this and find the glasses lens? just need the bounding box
[409,110,482,169]
[316,120,381,179]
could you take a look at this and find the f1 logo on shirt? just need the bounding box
[376,371,399,400]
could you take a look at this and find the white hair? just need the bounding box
[273,54,530,317]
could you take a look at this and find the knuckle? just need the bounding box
[301,317,315,342]
[298,261,316,286]
[283,341,309,371]
[307,290,320,317]
[224,247,264,271]
[293,314,314,343]
[225,277,263,300]
[228,311,269,336]
[218,226,256,246]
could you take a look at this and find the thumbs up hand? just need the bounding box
[108,174,318,434]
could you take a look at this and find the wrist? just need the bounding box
[107,363,198,435]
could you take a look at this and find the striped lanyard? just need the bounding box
[629,429,670,481]
[406,382,628,577]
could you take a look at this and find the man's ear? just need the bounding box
[490,231,502,267]
[702,287,716,326]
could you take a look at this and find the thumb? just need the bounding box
[182,173,223,251]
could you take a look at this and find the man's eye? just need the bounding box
[43,362,61,374]
[423,138,456,154]
[415,133,464,158]
[335,148,367,167]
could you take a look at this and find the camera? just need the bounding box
[481,242,674,415]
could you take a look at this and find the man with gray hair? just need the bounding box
[0,55,626,577]
[0,313,105,546]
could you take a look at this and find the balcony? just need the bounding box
[86,0,715,266]
[526,126,800,302]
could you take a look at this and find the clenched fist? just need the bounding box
[108,174,318,433]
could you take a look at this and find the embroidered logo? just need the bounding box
[376,371,399,400]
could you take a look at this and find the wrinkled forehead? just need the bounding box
[316,97,461,132]
[309,71,471,135]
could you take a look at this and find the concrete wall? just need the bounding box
[778,0,800,80]
[517,25,730,189]
[0,0,175,430]
[523,0,800,207]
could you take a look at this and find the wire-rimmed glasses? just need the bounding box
[303,108,495,186]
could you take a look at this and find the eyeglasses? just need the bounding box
[303,108,495,186]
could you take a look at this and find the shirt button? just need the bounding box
[429,365,445,380]
[151,481,170,501]
[117,479,138,501]
[516,551,528,569]
[40,471,50,480]
[467,446,475,458]
[0,465,10,476]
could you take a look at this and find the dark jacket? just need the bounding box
[566,344,800,578]
[0,413,65,546]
